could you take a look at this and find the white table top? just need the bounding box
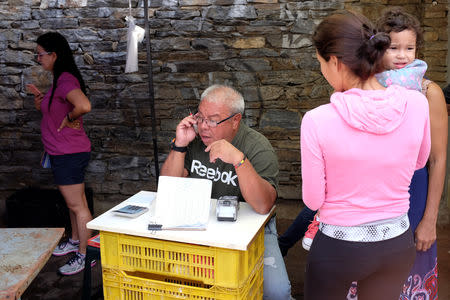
[87,191,274,250]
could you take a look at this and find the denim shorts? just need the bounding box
[50,152,90,185]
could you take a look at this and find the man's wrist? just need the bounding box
[234,153,246,168]
[170,138,188,153]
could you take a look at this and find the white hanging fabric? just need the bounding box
[125,0,145,73]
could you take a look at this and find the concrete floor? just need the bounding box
[18,203,450,300]
[20,253,103,300]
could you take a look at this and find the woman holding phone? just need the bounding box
[31,31,93,276]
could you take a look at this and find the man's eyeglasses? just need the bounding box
[194,113,237,128]
[34,52,52,60]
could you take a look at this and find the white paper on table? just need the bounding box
[152,176,212,229]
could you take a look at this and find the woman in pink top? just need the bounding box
[31,32,93,276]
[303,11,431,299]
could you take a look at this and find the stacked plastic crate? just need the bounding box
[100,227,265,300]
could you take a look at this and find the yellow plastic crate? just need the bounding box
[102,260,263,300]
[100,227,264,289]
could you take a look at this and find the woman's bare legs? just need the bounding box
[58,183,92,254]
[69,210,78,241]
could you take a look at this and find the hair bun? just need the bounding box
[367,32,391,51]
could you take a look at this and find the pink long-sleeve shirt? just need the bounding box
[301,85,431,226]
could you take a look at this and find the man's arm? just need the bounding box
[234,158,277,214]
[205,139,276,214]
[160,150,188,177]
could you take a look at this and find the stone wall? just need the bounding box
[0,0,448,217]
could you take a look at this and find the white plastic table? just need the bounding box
[87,190,274,250]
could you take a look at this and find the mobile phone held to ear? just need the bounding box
[26,84,42,96]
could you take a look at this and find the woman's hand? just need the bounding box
[414,218,436,251]
[34,94,43,111]
[67,119,81,129]
[60,88,91,132]
[27,84,43,111]
[57,115,80,132]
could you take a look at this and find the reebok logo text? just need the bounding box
[191,159,238,186]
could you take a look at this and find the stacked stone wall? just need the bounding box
[0,0,447,216]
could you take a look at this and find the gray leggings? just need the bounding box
[305,229,416,300]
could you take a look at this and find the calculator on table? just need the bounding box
[112,205,149,218]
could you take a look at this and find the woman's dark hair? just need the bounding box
[313,10,391,81]
[36,32,86,109]
[376,7,423,48]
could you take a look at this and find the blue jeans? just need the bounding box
[278,206,316,256]
[263,216,291,299]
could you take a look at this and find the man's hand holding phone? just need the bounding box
[175,114,198,147]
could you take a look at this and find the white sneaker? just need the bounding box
[52,240,79,256]
[58,252,96,276]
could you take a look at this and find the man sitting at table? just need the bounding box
[160,84,291,299]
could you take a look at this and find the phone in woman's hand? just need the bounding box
[26,84,41,96]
